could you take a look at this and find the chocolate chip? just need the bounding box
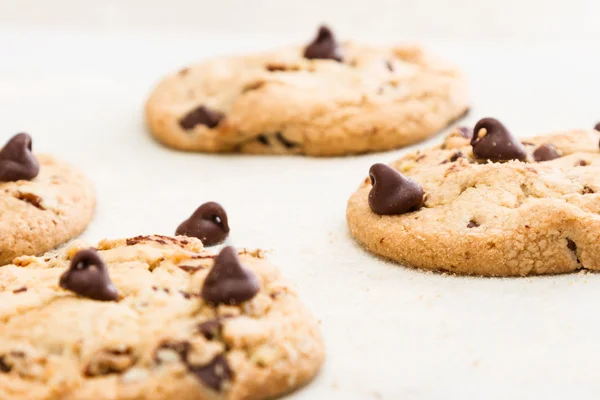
[0,133,40,182]
[198,319,222,340]
[567,238,577,252]
[582,185,595,194]
[257,135,269,145]
[449,151,464,162]
[201,246,260,306]
[368,163,424,215]
[179,106,224,130]
[275,132,298,149]
[471,118,527,162]
[12,286,27,294]
[533,144,560,162]
[59,249,119,302]
[176,202,230,247]
[576,160,589,166]
[594,122,600,131]
[178,265,205,273]
[188,355,233,392]
[303,25,343,62]
[457,126,473,139]
[467,220,479,228]
[0,356,11,373]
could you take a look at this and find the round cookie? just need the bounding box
[146,26,470,156]
[0,235,325,400]
[0,133,95,265]
[347,119,600,276]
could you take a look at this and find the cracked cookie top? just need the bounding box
[0,235,324,400]
[145,26,469,156]
[347,121,600,276]
[0,140,95,264]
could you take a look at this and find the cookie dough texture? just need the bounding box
[0,235,325,400]
[146,43,469,156]
[347,128,600,276]
[0,154,95,265]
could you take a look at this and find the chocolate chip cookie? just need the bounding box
[347,118,600,276]
[146,26,470,156]
[0,235,325,399]
[0,133,95,265]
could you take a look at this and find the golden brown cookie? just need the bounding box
[0,235,325,399]
[347,119,600,276]
[0,133,95,265]
[146,26,469,156]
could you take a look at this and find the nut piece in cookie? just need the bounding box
[471,118,527,162]
[368,163,424,215]
[303,25,343,62]
[0,133,39,181]
[201,246,260,305]
[59,249,119,301]
[176,202,230,246]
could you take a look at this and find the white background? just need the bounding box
[2,1,600,399]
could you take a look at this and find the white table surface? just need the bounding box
[2,29,600,399]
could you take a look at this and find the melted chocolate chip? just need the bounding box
[275,132,298,149]
[533,144,560,162]
[467,220,479,228]
[567,238,577,252]
[471,118,527,162]
[188,355,233,391]
[449,151,464,162]
[198,319,223,340]
[59,249,119,301]
[201,246,260,306]
[457,126,473,139]
[582,185,595,194]
[257,135,269,145]
[0,133,40,182]
[176,202,230,247]
[303,25,343,62]
[0,356,11,373]
[368,163,424,215]
[179,106,224,130]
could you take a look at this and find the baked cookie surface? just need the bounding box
[0,134,95,264]
[146,27,469,156]
[0,235,325,400]
[347,120,600,276]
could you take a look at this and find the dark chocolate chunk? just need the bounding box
[582,185,595,194]
[275,132,298,149]
[0,356,11,373]
[176,202,230,246]
[449,151,464,162]
[188,355,233,392]
[201,246,260,306]
[533,144,560,162]
[0,133,40,182]
[303,25,343,62]
[59,249,119,301]
[567,238,577,252]
[179,106,224,130]
[198,319,222,340]
[594,122,600,132]
[467,220,479,228]
[257,135,269,145]
[471,118,527,162]
[368,163,424,215]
